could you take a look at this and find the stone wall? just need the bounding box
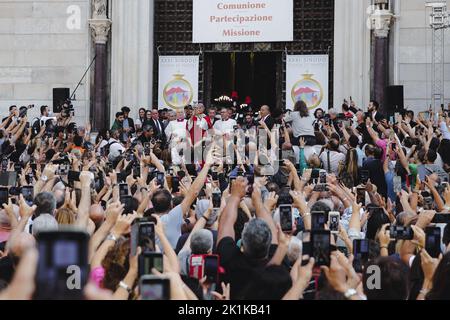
[0,0,91,123]
[391,0,450,113]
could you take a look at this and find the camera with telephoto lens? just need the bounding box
[60,99,75,118]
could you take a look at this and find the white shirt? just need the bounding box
[320,150,346,175]
[284,112,315,137]
[165,119,187,141]
[213,118,237,136]
[107,138,125,155]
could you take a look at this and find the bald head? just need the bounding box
[54,189,65,209]
[90,204,105,225]
[260,105,271,118]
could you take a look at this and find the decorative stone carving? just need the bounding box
[92,0,107,19]
[89,0,111,44]
[89,19,111,44]
[369,7,394,38]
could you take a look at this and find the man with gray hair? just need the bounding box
[178,229,214,276]
[177,200,215,275]
[217,177,280,299]
[34,192,57,217]
[31,214,58,237]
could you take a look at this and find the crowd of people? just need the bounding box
[1,97,450,300]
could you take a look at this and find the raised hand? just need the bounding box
[230,177,247,199]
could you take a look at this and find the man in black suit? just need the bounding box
[149,109,166,146]
[121,107,135,141]
[259,105,274,130]
[368,100,384,123]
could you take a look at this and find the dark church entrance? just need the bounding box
[153,0,335,110]
[209,53,278,109]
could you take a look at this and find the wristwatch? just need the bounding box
[344,288,358,299]
[40,175,48,182]
[118,281,132,294]
[106,233,119,242]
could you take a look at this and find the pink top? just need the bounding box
[90,266,105,288]
[376,139,387,162]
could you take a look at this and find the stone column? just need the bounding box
[110,0,154,125]
[334,0,371,111]
[89,0,111,131]
[369,1,394,116]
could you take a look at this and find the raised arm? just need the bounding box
[252,180,277,244]
[217,177,247,243]
[178,150,213,215]
[74,171,93,229]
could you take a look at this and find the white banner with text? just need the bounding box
[193,0,293,43]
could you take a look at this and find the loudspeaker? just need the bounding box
[53,88,70,113]
[386,85,404,115]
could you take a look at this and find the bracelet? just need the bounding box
[140,187,148,193]
[380,246,388,250]
[118,281,132,294]
[106,233,119,242]
[419,288,430,296]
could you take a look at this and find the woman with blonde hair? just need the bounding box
[55,208,76,225]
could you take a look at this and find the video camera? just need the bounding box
[60,99,75,118]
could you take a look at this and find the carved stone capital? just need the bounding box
[369,9,394,38]
[89,19,111,44]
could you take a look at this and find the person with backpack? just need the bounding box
[105,129,125,162]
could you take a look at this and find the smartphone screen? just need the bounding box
[432,214,450,224]
[0,187,8,206]
[212,191,221,209]
[353,239,369,273]
[360,170,369,184]
[311,211,327,230]
[356,187,366,206]
[156,172,164,187]
[139,252,163,277]
[14,163,22,175]
[211,171,218,181]
[21,186,34,206]
[425,227,441,258]
[389,225,413,240]
[131,222,156,254]
[35,230,89,300]
[319,171,327,184]
[171,176,180,193]
[1,159,8,172]
[133,164,141,179]
[245,173,254,196]
[139,276,170,300]
[279,205,293,232]
[144,143,151,156]
[328,212,340,234]
[311,230,331,266]
[204,255,219,284]
[68,171,80,182]
[119,183,129,197]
